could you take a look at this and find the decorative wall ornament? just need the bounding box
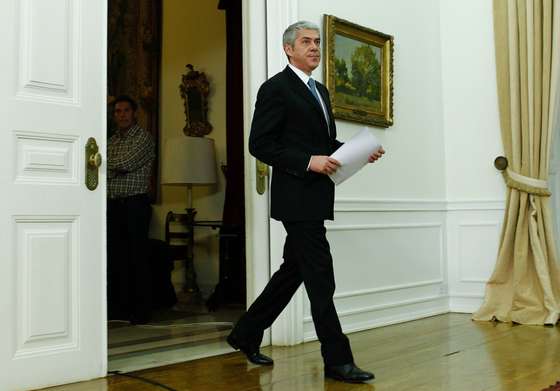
[324,15,394,128]
[180,64,213,137]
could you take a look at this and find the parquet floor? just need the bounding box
[41,313,560,391]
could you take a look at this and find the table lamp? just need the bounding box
[161,136,217,221]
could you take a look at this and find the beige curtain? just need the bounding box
[473,0,560,325]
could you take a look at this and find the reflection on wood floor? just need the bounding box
[108,305,243,357]
[42,313,560,391]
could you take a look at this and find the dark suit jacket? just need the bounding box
[249,66,343,221]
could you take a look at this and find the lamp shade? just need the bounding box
[161,136,217,185]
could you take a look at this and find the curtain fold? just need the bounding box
[473,0,560,325]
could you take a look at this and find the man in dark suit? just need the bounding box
[227,21,385,383]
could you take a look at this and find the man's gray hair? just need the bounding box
[282,21,320,47]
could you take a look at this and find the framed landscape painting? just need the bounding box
[324,15,394,127]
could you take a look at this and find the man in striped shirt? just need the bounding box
[107,95,155,324]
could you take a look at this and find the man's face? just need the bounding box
[113,101,136,131]
[284,29,321,74]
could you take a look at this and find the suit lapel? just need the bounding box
[317,84,332,115]
[316,84,334,138]
[283,66,326,118]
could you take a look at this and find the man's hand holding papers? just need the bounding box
[328,128,385,185]
[309,155,341,175]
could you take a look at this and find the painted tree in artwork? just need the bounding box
[334,57,350,87]
[350,44,381,101]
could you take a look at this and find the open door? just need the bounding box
[0,1,107,389]
[264,1,305,346]
[242,0,302,347]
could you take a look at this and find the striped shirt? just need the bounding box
[107,124,155,199]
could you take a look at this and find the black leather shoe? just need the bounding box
[245,351,274,365]
[227,334,274,366]
[324,363,375,383]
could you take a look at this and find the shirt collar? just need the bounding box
[288,63,313,86]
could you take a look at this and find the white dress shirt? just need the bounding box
[288,63,330,125]
[288,63,331,171]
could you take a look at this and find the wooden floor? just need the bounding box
[107,304,243,358]
[42,313,560,391]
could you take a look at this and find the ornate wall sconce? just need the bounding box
[179,64,212,137]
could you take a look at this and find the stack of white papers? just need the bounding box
[329,128,382,185]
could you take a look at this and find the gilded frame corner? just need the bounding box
[324,15,394,128]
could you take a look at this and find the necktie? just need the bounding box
[307,77,330,134]
[307,78,322,105]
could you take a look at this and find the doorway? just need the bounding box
[106,0,246,371]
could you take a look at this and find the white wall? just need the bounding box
[263,0,506,342]
[297,0,452,340]
[440,0,504,201]
[439,0,505,312]
[301,0,447,200]
[548,76,560,256]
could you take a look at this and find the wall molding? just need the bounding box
[455,221,500,284]
[334,279,443,299]
[458,221,500,227]
[327,222,442,231]
[327,222,445,302]
[270,198,504,345]
[446,200,506,211]
[459,278,489,283]
[304,294,448,323]
[450,293,485,299]
[334,198,447,212]
[334,198,506,212]
[449,293,485,313]
[334,307,450,339]
[303,296,449,341]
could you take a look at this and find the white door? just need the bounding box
[0,0,107,390]
[264,0,304,346]
[242,0,297,346]
[242,0,271,346]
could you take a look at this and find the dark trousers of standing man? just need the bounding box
[231,220,354,366]
[107,193,152,323]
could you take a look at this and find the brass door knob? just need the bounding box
[85,138,102,190]
[256,160,269,195]
[89,152,102,168]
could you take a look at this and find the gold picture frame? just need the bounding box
[324,15,394,128]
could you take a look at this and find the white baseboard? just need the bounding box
[300,295,487,343]
[303,296,449,342]
[292,293,488,344]
[449,293,484,313]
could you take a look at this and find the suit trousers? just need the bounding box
[232,220,353,366]
[107,193,152,322]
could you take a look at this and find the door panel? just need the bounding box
[0,0,107,389]
[264,0,304,346]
